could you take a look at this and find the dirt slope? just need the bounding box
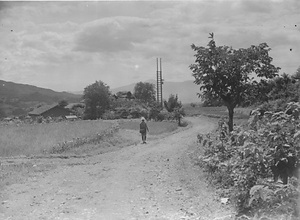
[0,116,234,220]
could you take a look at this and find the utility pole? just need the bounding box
[156,58,163,107]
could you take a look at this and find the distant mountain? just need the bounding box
[68,91,83,95]
[112,80,201,104]
[0,80,82,117]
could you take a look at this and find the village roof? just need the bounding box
[28,103,58,116]
[65,115,78,120]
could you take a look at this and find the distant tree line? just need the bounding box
[82,80,185,124]
[201,71,300,109]
[82,81,157,120]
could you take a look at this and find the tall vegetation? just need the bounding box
[133,82,156,105]
[164,94,182,112]
[241,72,300,108]
[58,100,68,108]
[83,81,111,120]
[190,33,280,131]
[164,94,186,125]
[197,103,300,219]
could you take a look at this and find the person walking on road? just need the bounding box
[139,117,149,144]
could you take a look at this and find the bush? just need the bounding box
[104,103,150,120]
[258,99,288,113]
[149,102,163,121]
[179,119,188,127]
[197,102,300,218]
[164,94,182,112]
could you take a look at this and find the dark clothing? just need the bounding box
[140,121,148,134]
[140,121,149,143]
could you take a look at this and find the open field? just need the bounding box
[0,119,179,158]
[184,104,252,119]
[0,120,115,157]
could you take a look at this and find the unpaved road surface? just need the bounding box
[0,116,234,220]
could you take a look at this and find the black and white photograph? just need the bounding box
[0,0,299,219]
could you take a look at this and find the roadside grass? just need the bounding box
[0,120,114,157]
[118,119,178,135]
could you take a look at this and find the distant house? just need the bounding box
[28,104,72,118]
[64,115,78,121]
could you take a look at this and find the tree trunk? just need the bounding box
[227,106,234,132]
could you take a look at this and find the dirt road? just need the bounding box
[1,116,234,220]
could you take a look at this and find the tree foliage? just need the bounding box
[174,106,186,126]
[83,81,111,120]
[164,94,182,112]
[149,102,163,121]
[243,73,300,106]
[190,33,280,131]
[58,100,68,108]
[267,73,297,101]
[294,66,300,80]
[133,82,156,105]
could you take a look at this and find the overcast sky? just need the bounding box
[0,0,299,92]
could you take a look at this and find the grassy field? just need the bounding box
[0,119,179,158]
[184,103,252,119]
[0,120,114,157]
[118,119,178,135]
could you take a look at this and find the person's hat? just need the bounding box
[141,117,145,121]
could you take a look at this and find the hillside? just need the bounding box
[112,80,201,104]
[0,80,82,117]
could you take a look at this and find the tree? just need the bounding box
[174,106,186,126]
[201,92,224,107]
[58,100,68,108]
[267,73,294,100]
[294,66,300,80]
[164,94,182,112]
[83,81,111,120]
[149,102,163,121]
[190,33,280,131]
[126,91,134,100]
[133,82,156,104]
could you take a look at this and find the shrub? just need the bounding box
[149,102,163,121]
[197,102,300,218]
[174,107,186,125]
[179,119,188,127]
[156,111,167,121]
[164,94,182,112]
